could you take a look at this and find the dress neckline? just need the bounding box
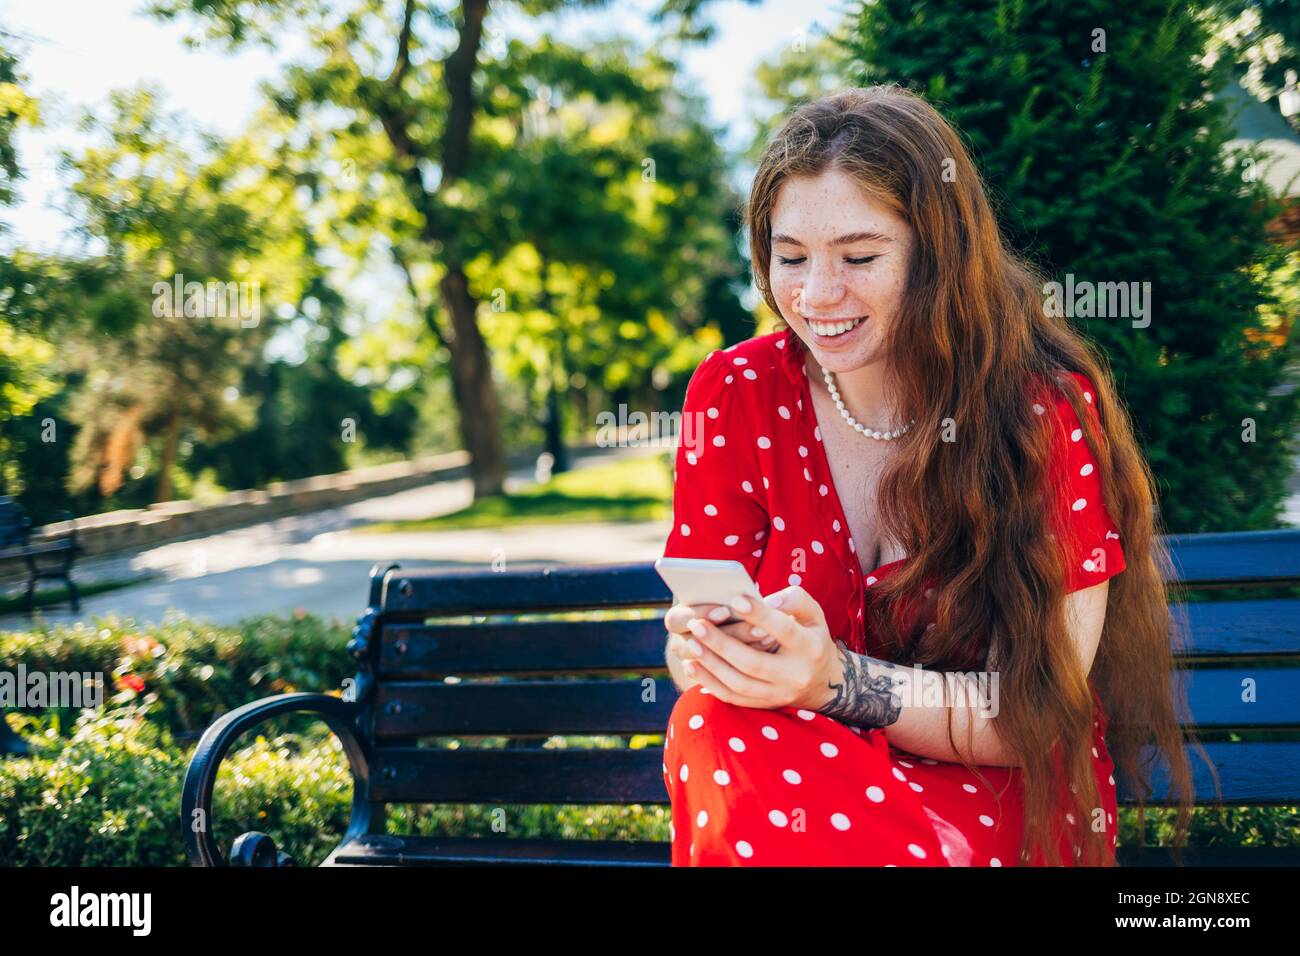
[779,327,911,584]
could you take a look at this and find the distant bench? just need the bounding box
[180,527,1300,867]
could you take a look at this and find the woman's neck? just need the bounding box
[802,348,901,430]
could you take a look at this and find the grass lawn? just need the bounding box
[0,576,147,615]
[354,450,676,533]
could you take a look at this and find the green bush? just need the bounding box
[1,610,354,739]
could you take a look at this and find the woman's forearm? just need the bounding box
[813,641,1017,766]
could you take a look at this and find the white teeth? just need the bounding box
[808,316,864,337]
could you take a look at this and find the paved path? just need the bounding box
[1,444,673,631]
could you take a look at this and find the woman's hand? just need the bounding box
[668,585,844,711]
[665,600,778,671]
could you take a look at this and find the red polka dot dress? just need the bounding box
[659,328,1126,866]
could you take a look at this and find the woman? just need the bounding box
[659,85,1197,867]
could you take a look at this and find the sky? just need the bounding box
[3,0,857,254]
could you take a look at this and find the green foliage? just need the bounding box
[845,0,1300,532]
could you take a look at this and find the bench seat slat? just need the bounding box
[370,668,1300,738]
[368,741,1300,805]
[324,835,670,867]
[375,599,1300,678]
[321,836,1300,867]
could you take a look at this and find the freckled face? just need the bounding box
[768,168,915,374]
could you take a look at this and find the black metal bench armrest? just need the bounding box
[180,692,371,867]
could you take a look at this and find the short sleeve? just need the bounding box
[1041,372,1127,593]
[661,350,770,581]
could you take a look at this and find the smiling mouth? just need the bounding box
[805,315,866,337]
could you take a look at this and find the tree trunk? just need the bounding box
[155,406,182,503]
[439,268,506,498]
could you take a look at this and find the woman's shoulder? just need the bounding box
[684,329,799,399]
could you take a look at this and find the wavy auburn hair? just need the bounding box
[746,85,1212,866]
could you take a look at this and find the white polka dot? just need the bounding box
[832,519,841,532]
[783,769,802,784]
[725,375,733,384]
[866,576,877,585]
[707,407,719,419]
[742,480,754,493]
[811,540,824,554]
[908,844,927,859]
[1066,813,1076,824]
[769,809,788,827]
[1032,403,1046,415]
[680,523,691,536]
[1080,462,1094,476]
[898,759,913,768]
[798,445,808,457]
[712,435,725,447]
[831,813,852,831]
[814,426,822,441]
[704,504,718,516]
[733,356,748,365]
[696,810,708,827]
[1084,391,1093,403]
[679,764,689,782]
[1083,559,1096,572]
[941,845,951,858]
[788,573,801,586]
[803,467,812,481]
[1091,746,1099,758]
[849,537,856,553]
[729,737,746,753]
[751,550,761,557]
[686,452,697,465]
[762,477,769,489]
[778,405,791,419]
[796,709,816,721]
[891,767,907,782]
[757,436,771,449]
[773,516,785,531]
[1108,774,1115,786]
[866,786,885,803]
[909,782,924,792]
[921,758,939,765]
[775,338,785,349]
[819,484,828,496]
[990,857,1002,867]
[735,840,753,858]
[820,742,838,758]
[743,369,757,380]
[978,814,995,827]
[1071,428,1083,442]
[1072,498,1087,511]
[688,715,704,729]
[724,534,740,546]
[762,725,779,740]
[713,769,730,785]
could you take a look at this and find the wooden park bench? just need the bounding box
[0,496,82,613]
[180,527,1300,866]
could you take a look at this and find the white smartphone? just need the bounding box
[654,557,763,625]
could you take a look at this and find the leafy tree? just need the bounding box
[845,0,1300,532]
[149,0,755,498]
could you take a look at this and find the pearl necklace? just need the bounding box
[821,365,914,440]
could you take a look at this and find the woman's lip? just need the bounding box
[807,315,867,343]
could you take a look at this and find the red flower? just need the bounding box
[116,674,146,693]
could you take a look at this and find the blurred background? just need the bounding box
[0,0,1296,864]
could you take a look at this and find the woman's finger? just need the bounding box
[685,616,777,692]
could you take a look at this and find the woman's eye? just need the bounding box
[775,255,878,266]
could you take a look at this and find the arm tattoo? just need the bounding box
[817,639,904,729]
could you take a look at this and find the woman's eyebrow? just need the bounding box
[771,231,895,246]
